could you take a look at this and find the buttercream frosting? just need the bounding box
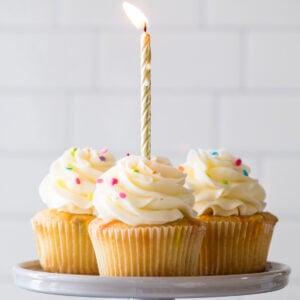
[182,149,266,216]
[39,147,115,214]
[92,155,196,225]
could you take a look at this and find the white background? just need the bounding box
[1,0,299,299]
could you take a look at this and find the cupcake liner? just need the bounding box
[198,212,277,275]
[32,210,98,275]
[89,219,206,276]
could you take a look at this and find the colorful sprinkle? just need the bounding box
[111,178,118,186]
[97,178,103,184]
[99,155,106,161]
[100,148,108,154]
[75,177,81,184]
[222,179,229,185]
[235,158,242,166]
[126,152,131,156]
[56,180,66,188]
[178,166,184,172]
[88,192,93,201]
[65,164,73,171]
[70,147,77,157]
[243,169,249,176]
[119,192,126,199]
[211,151,219,156]
[133,169,139,173]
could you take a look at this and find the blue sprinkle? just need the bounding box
[243,169,249,176]
[211,151,219,156]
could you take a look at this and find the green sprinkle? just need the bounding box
[222,179,229,185]
[70,147,77,157]
[133,169,140,173]
[65,164,73,171]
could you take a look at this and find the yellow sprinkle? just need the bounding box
[88,192,93,201]
[56,180,66,188]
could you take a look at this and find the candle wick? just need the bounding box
[144,23,147,32]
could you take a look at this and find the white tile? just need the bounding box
[70,93,215,160]
[0,219,37,276]
[152,95,215,155]
[0,0,57,26]
[207,0,300,26]
[98,33,139,89]
[136,0,203,28]
[70,94,140,156]
[153,32,240,89]
[98,32,240,89]
[0,155,53,216]
[267,220,297,274]
[0,33,94,88]
[0,95,69,151]
[59,0,203,28]
[247,32,300,88]
[59,0,124,28]
[219,95,300,152]
[264,157,300,216]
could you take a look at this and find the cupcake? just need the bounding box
[88,155,206,276]
[182,149,278,275]
[32,147,115,274]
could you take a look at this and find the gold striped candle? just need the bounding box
[140,27,151,159]
[123,2,151,159]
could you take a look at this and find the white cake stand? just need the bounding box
[13,260,290,299]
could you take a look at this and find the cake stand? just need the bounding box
[13,260,290,299]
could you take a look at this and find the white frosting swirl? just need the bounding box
[182,149,266,216]
[39,147,115,214]
[93,155,196,225]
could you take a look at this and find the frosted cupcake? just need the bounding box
[182,149,277,275]
[88,155,206,276]
[32,147,115,274]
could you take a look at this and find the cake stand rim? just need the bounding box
[13,260,291,298]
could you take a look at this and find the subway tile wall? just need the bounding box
[1,0,299,299]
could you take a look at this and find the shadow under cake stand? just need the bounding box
[13,260,290,299]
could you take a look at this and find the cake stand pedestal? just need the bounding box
[13,260,290,299]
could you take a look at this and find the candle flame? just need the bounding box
[123,2,148,30]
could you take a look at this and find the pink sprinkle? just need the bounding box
[235,158,242,166]
[97,178,103,184]
[100,148,108,154]
[111,178,118,186]
[119,192,126,199]
[75,177,81,184]
[126,152,130,156]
